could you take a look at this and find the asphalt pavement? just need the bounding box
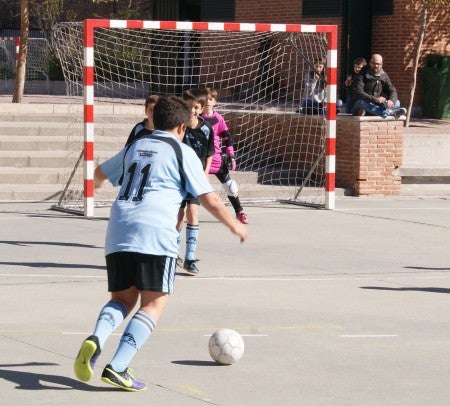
[1,196,450,405]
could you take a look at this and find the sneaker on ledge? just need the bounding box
[355,108,366,116]
[101,364,147,392]
[393,107,407,118]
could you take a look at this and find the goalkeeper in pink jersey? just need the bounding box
[202,87,248,224]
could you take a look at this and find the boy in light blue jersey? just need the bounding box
[73,96,247,392]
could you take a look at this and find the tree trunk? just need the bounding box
[405,4,427,127]
[12,0,29,103]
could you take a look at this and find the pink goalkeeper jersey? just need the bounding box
[202,111,229,174]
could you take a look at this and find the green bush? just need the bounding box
[48,52,65,81]
[0,63,14,79]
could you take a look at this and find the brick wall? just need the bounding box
[336,117,403,196]
[224,111,403,196]
[235,0,450,112]
[236,0,301,23]
[225,112,324,175]
[372,0,450,106]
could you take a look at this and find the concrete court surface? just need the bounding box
[0,196,449,406]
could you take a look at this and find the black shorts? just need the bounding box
[180,193,199,208]
[106,252,176,293]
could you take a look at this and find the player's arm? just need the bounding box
[220,125,236,171]
[204,155,213,175]
[382,76,398,105]
[94,165,109,190]
[198,192,247,242]
[221,135,236,171]
[204,128,215,174]
[303,75,318,98]
[94,148,126,190]
[220,130,234,152]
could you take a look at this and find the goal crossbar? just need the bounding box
[77,19,337,216]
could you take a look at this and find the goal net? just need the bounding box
[0,37,50,94]
[51,20,337,216]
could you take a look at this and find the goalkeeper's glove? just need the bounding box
[224,146,236,171]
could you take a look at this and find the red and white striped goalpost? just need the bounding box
[0,36,20,66]
[82,19,337,217]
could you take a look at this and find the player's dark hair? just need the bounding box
[153,96,189,131]
[183,88,208,107]
[144,94,159,108]
[204,86,219,100]
[353,57,367,66]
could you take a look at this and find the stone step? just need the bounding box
[0,102,142,116]
[401,184,450,196]
[0,150,68,167]
[1,103,449,201]
[399,166,450,196]
[0,102,327,205]
[399,167,450,177]
[0,166,263,201]
[0,122,137,137]
[0,179,304,202]
[0,135,124,151]
[0,184,62,201]
[0,167,257,186]
[0,167,65,184]
[402,134,450,167]
[0,113,142,124]
[400,134,450,195]
[0,166,255,183]
[0,113,79,123]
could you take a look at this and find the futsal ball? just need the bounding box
[208,329,244,365]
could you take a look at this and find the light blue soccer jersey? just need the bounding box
[100,130,214,257]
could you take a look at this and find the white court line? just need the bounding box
[180,276,450,281]
[204,334,268,337]
[65,332,397,338]
[336,207,450,211]
[63,332,121,336]
[0,273,105,278]
[1,273,448,281]
[63,332,267,337]
[0,216,37,220]
[236,206,450,214]
[340,334,398,338]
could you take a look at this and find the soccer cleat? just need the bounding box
[236,211,248,224]
[101,364,147,392]
[355,108,366,116]
[183,259,199,275]
[74,335,101,382]
[393,107,407,118]
[176,256,183,268]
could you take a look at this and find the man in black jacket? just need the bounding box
[350,54,406,118]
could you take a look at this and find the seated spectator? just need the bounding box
[350,54,406,118]
[300,58,326,115]
[342,57,367,113]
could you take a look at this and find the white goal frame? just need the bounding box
[80,19,337,217]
